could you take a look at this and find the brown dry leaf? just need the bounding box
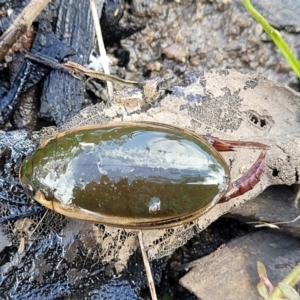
[55,69,300,265]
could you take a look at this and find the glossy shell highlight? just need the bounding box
[19,122,230,229]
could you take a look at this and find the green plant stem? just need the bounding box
[243,0,300,78]
[268,262,300,299]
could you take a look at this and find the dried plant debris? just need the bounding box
[0,229,143,299]
[0,32,75,127]
[0,0,146,130]
[0,1,90,128]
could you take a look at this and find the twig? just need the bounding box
[21,50,83,79]
[248,213,300,229]
[65,61,141,87]
[138,230,158,300]
[89,0,114,99]
[21,50,140,88]
[0,0,51,61]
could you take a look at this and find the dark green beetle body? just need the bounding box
[20,122,230,229]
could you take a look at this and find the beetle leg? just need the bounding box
[219,151,266,203]
[203,136,269,151]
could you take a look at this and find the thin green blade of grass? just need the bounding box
[243,0,300,78]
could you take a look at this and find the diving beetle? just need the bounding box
[19,122,267,229]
